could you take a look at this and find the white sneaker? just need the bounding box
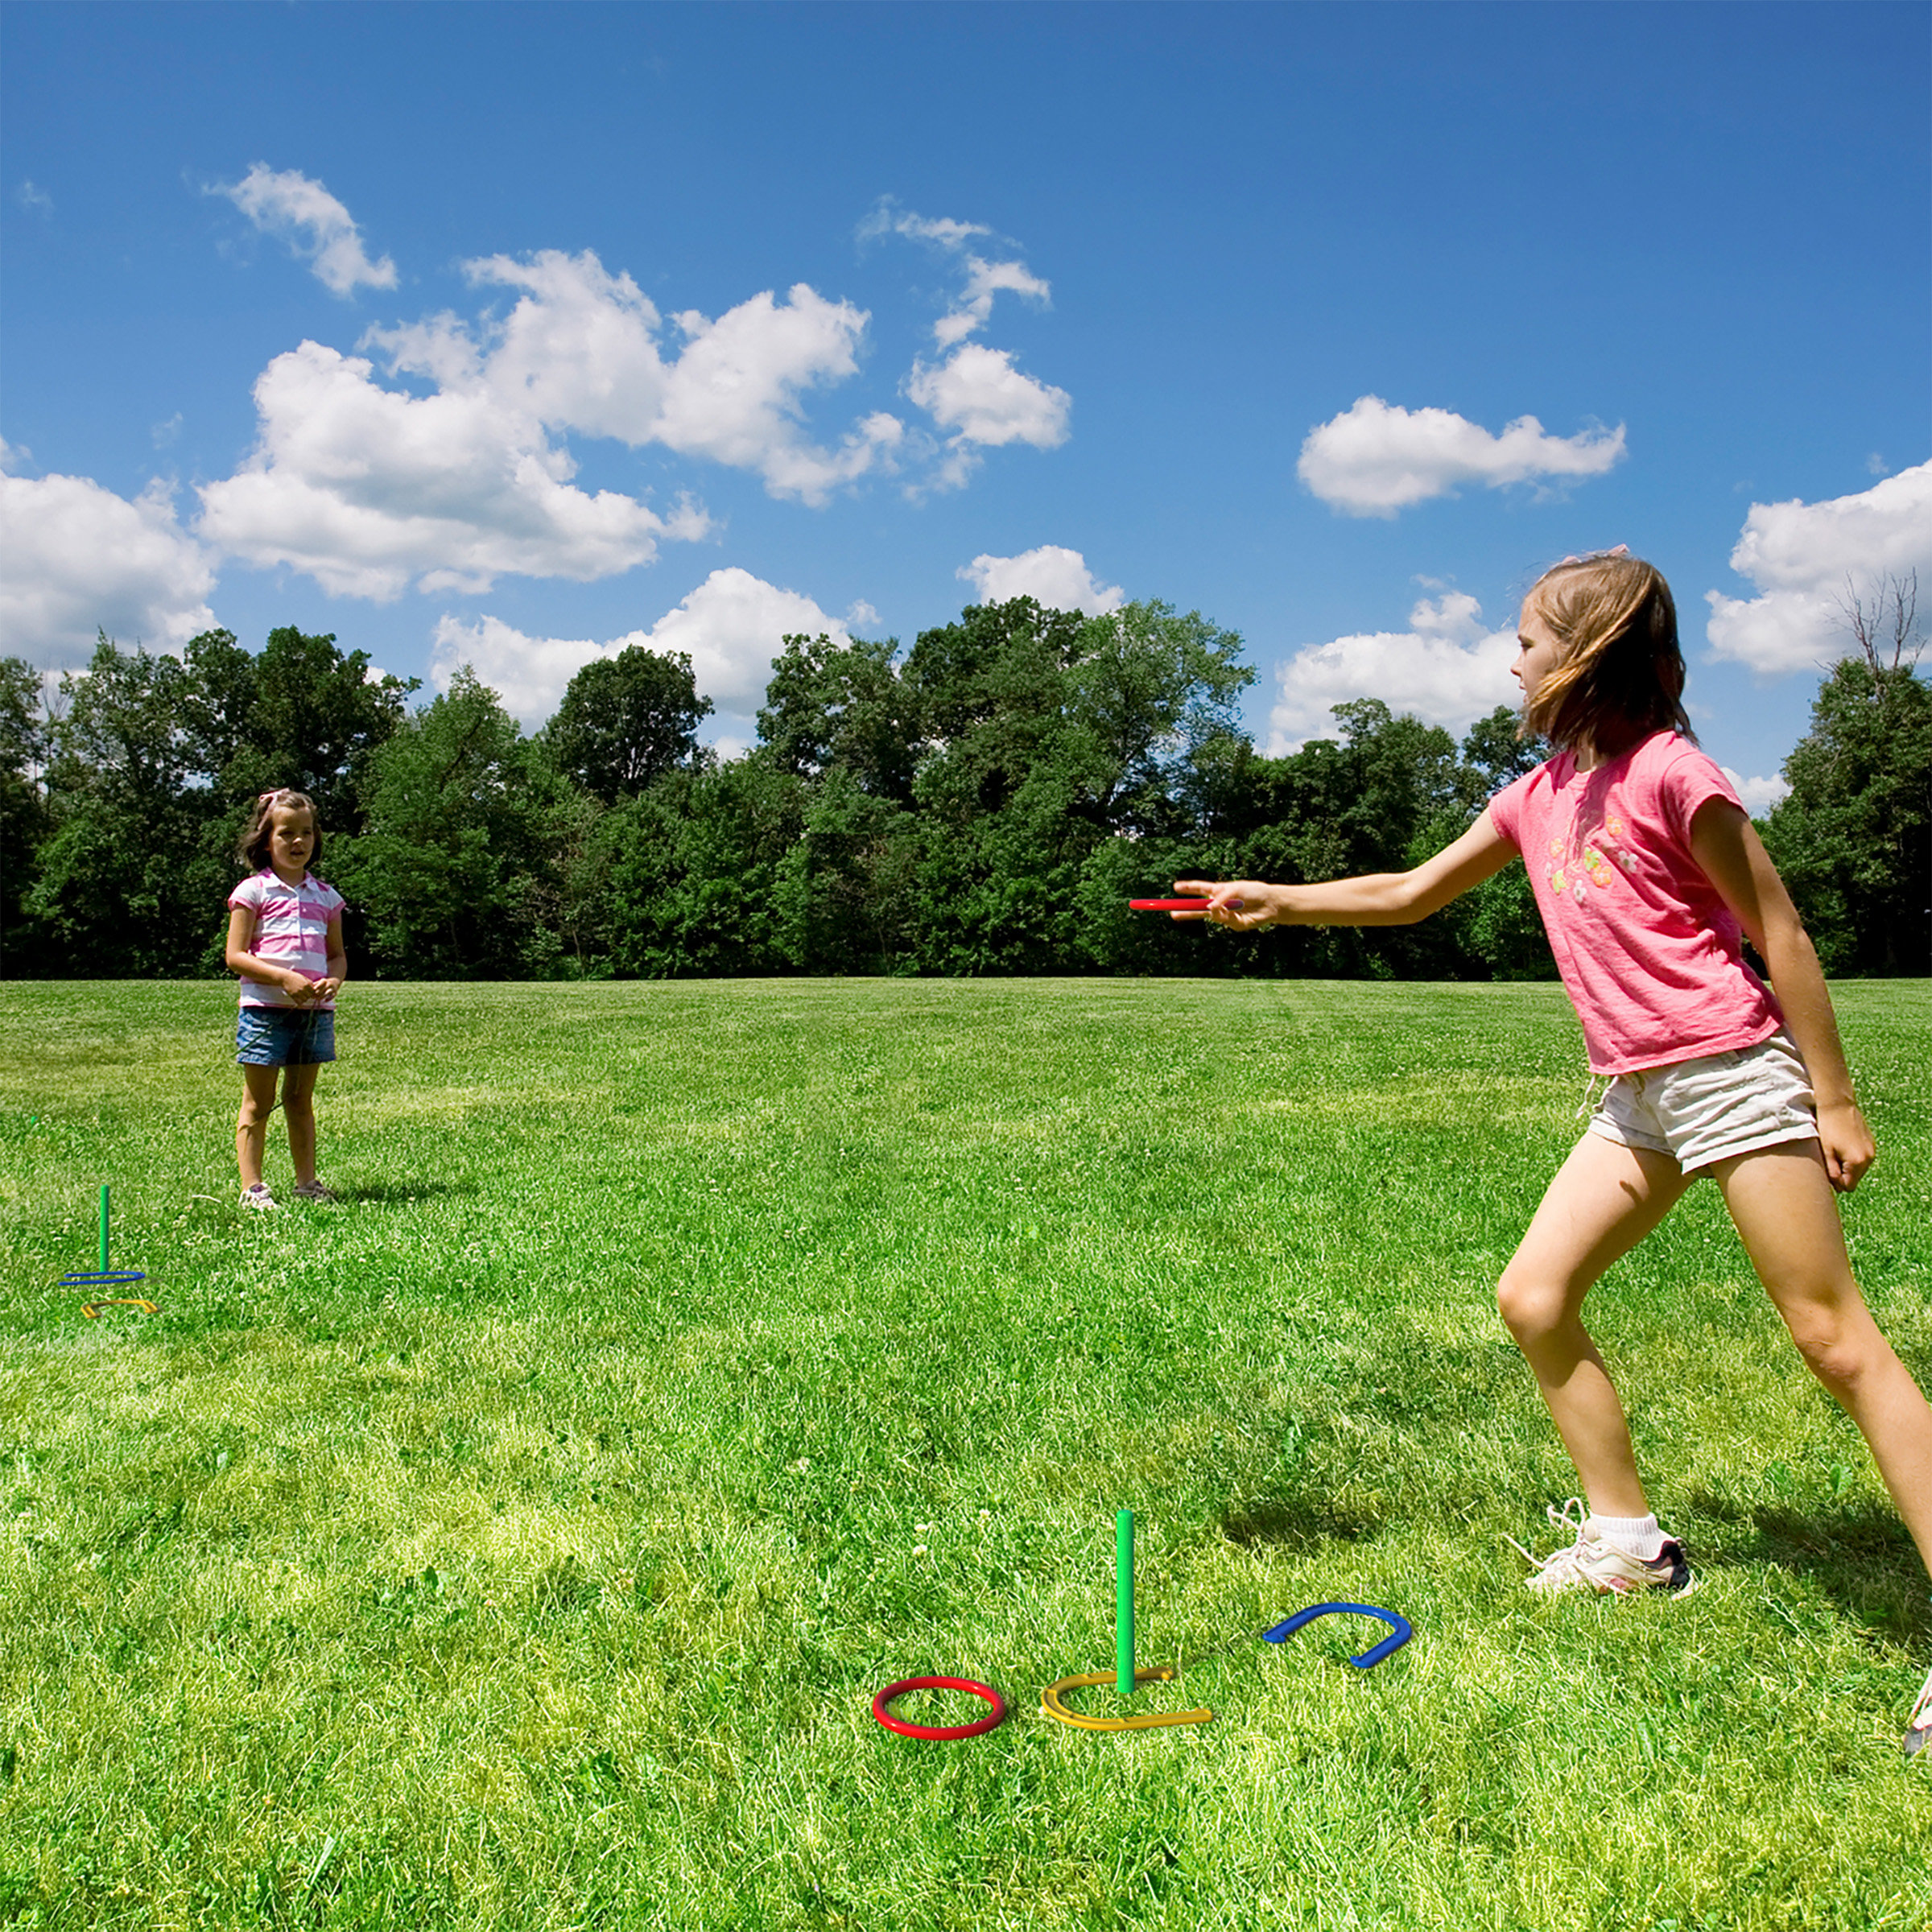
[1509,1499,1696,1598]
[1906,1662,1932,1759]
[240,1183,280,1212]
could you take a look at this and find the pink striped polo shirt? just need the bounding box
[228,869,345,1008]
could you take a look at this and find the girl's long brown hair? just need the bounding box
[237,789,323,873]
[1521,551,1693,750]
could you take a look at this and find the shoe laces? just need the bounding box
[1505,1497,1596,1578]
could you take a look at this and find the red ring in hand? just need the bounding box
[872,1675,1007,1740]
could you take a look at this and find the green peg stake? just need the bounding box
[100,1185,110,1275]
[1116,1509,1134,1696]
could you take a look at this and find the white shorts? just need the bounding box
[1585,1031,1818,1174]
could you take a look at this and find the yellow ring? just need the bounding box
[1039,1666,1212,1731]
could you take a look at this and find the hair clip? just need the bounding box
[1556,544,1630,566]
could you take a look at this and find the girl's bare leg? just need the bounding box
[282,1063,322,1187]
[1496,1133,1695,1520]
[1714,1142,1932,1578]
[237,1065,280,1189]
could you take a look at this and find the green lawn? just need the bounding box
[2,976,1929,1930]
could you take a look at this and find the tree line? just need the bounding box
[2,589,1926,981]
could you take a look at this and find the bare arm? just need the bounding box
[312,914,347,1003]
[1687,796,1872,1192]
[225,905,317,1003]
[1174,810,1519,931]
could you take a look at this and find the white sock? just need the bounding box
[1589,1513,1666,1561]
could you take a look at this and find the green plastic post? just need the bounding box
[1115,1509,1134,1696]
[99,1185,110,1275]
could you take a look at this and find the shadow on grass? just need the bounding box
[1685,1488,1930,1633]
[328,1179,481,1205]
[1220,1497,1379,1551]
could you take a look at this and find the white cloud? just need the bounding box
[1704,460,1932,675]
[195,244,931,599]
[906,345,1071,487]
[16,180,52,216]
[1721,767,1789,816]
[933,257,1053,350]
[213,163,398,296]
[1298,395,1627,517]
[196,337,708,599]
[859,204,992,252]
[960,546,1124,616]
[867,202,1068,485]
[0,449,217,659]
[444,252,904,502]
[1265,591,1518,752]
[431,566,848,726]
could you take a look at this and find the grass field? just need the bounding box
[2,976,1930,1930]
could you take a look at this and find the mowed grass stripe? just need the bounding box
[2,977,1928,1930]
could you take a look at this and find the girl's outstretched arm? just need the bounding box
[1688,797,1874,1193]
[1175,811,1517,931]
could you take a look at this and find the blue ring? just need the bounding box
[1262,1601,1413,1670]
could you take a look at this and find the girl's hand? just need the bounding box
[311,976,341,1002]
[1816,1100,1876,1193]
[283,972,317,1003]
[1171,880,1288,930]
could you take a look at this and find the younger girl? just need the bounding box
[1176,551,1932,1757]
[224,789,346,1211]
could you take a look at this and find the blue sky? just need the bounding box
[4,0,1927,800]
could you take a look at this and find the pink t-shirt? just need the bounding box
[1486,733,1783,1075]
[228,869,345,1009]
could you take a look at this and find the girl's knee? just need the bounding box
[1788,1316,1883,1398]
[1496,1271,1562,1344]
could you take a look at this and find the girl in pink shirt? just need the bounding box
[1177,551,1932,1757]
[224,789,347,1212]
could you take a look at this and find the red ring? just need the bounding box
[872,1675,1007,1740]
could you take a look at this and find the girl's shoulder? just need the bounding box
[227,867,275,908]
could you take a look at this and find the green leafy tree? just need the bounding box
[1761,576,1930,975]
[545,646,712,805]
[180,625,415,836]
[26,632,220,974]
[0,657,52,972]
[332,668,551,978]
[602,760,805,977]
[756,633,921,803]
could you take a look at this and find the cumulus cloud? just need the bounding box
[0,448,217,658]
[1298,395,1627,517]
[213,163,398,296]
[196,337,710,599]
[906,345,1071,488]
[195,245,931,598]
[1704,460,1932,675]
[960,545,1124,616]
[1721,768,1789,816]
[866,201,1068,486]
[1265,590,1518,752]
[440,251,903,499]
[431,566,849,726]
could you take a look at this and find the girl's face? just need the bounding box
[266,803,316,880]
[1513,594,1564,704]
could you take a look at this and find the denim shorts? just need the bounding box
[1585,1030,1816,1173]
[236,1005,336,1067]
